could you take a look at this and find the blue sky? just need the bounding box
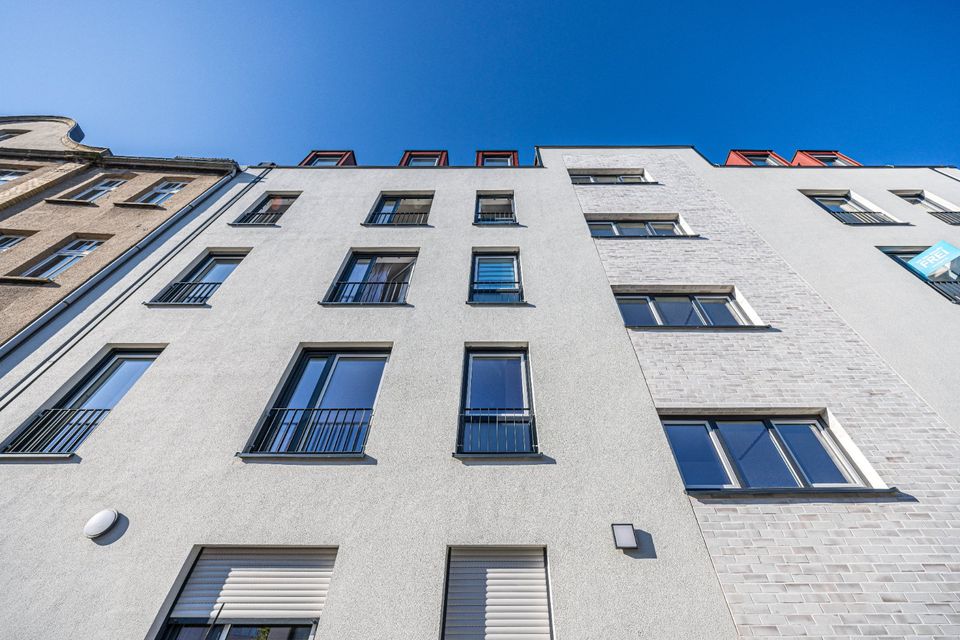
[3,1,958,167]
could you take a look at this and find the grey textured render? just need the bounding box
[0,134,958,639]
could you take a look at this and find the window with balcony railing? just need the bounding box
[2,350,159,455]
[366,194,432,225]
[325,253,415,304]
[152,252,244,305]
[470,253,523,303]
[233,193,299,225]
[895,191,960,225]
[883,247,960,303]
[475,193,516,225]
[457,350,537,456]
[809,194,902,225]
[247,351,388,456]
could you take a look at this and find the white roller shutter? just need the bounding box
[443,547,553,639]
[170,547,337,622]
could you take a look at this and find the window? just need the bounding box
[248,351,388,455]
[470,253,522,303]
[882,247,960,303]
[616,293,748,327]
[366,194,432,225]
[16,238,102,279]
[476,150,518,167]
[458,350,537,455]
[327,253,415,304]
[400,151,447,167]
[0,168,27,184]
[570,171,650,184]
[0,233,26,252]
[475,193,516,224]
[808,193,899,224]
[160,547,336,639]
[810,154,850,167]
[152,253,244,305]
[134,180,188,205]
[588,219,685,237]
[742,153,783,166]
[441,547,553,640]
[300,150,355,167]
[0,130,27,142]
[2,349,159,454]
[70,177,127,203]
[661,417,860,490]
[234,193,299,225]
[895,191,960,224]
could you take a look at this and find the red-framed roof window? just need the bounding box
[791,150,861,167]
[399,150,449,167]
[476,150,519,167]
[299,150,357,167]
[725,150,789,167]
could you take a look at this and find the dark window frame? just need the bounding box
[469,251,524,304]
[474,193,517,225]
[881,246,960,303]
[365,193,433,226]
[324,251,417,305]
[615,293,749,328]
[150,251,246,305]
[232,192,300,225]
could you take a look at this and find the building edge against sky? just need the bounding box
[0,116,958,639]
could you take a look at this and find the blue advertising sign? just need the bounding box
[907,241,960,279]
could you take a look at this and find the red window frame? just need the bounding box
[399,150,449,167]
[476,150,519,167]
[724,150,789,167]
[299,150,356,167]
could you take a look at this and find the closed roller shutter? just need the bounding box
[443,547,553,639]
[170,547,337,622]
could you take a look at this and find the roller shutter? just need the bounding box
[170,547,337,622]
[443,546,553,639]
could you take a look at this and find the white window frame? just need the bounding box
[405,154,441,167]
[0,168,27,184]
[19,238,102,279]
[135,180,188,205]
[0,233,26,252]
[811,154,850,166]
[481,155,514,167]
[742,153,783,166]
[70,178,127,203]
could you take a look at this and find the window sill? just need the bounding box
[625,324,772,331]
[466,300,530,307]
[687,487,901,499]
[453,451,543,460]
[318,301,412,307]
[114,201,165,210]
[44,198,98,207]
[0,275,56,286]
[227,222,281,227]
[0,452,78,462]
[839,221,911,226]
[142,301,211,308]
[594,234,702,240]
[360,223,432,228]
[237,451,367,462]
[473,222,520,227]
[572,181,662,186]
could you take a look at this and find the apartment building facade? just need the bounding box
[0,116,237,350]
[0,134,957,639]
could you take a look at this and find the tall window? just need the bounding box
[441,547,553,640]
[808,194,899,225]
[588,219,685,237]
[152,253,244,305]
[0,168,27,184]
[0,233,27,252]
[616,293,748,327]
[70,177,127,202]
[470,253,523,303]
[134,180,188,205]
[661,417,861,490]
[234,193,299,225]
[326,253,415,304]
[2,350,160,454]
[366,194,432,225]
[896,192,960,224]
[248,351,388,455]
[458,350,537,455]
[475,193,516,224]
[160,547,337,640]
[17,238,102,279]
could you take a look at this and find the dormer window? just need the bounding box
[792,150,860,167]
[742,153,784,166]
[399,151,448,167]
[811,154,849,167]
[299,150,356,167]
[476,151,518,167]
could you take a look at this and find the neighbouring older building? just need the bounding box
[0,134,957,640]
[0,116,237,349]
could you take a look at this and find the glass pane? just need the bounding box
[282,356,330,407]
[588,223,615,237]
[815,197,846,213]
[407,156,438,166]
[650,222,680,236]
[23,254,77,279]
[478,196,513,213]
[618,174,646,183]
[377,198,399,214]
[344,257,371,282]
[319,357,387,408]
[664,424,731,487]
[468,356,525,410]
[653,296,704,326]
[165,625,224,640]
[617,223,650,237]
[617,298,657,326]
[716,421,798,488]
[698,298,742,326]
[592,175,618,183]
[310,156,340,166]
[226,626,312,640]
[197,258,241,283]
[71,355,155,410]
[476,257,516,284]
[483,157,510,166]
[396,197,431,213]
[775,423,848,485]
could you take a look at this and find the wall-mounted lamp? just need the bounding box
[611,523,639,549]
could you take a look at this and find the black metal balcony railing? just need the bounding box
[929,211,960,225]
[827,210,899,225]
[929,279,960,302]
[4,408,110,454]
[469,281,524,303]
[456,409,538,455]
[153,281,222,305]
[367,211,429,225]
[327,280,409,304]
[249,408,372,455]
[475,210,517,224]
[235,210,285,225]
